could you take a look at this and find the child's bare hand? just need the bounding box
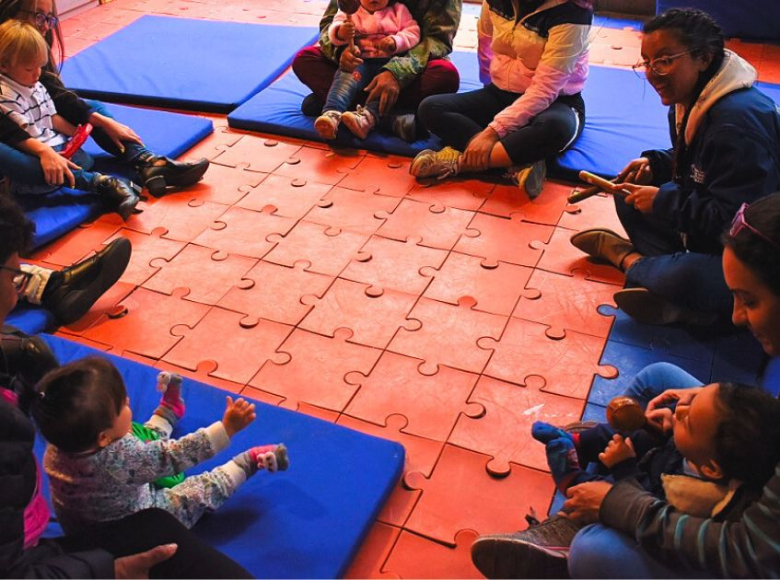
[339,45,362,72]
[376,36,396,55]
[337,21,356,42]
[646,407,673,435]
[598,434,635,468]
[222,397,256,437]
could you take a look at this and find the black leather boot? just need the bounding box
[92,174,142,220]
[41,237,132,325]
[135,152,209,197]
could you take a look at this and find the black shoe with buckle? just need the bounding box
[41,237,132,325]
[92,175,142,220]
[471,515,581,579]
[135,152,209,197]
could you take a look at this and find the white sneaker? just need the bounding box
[341,105,376,139]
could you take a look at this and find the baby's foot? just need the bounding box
[315,111,341,140]
[157,371,185,420]
[546,437,581,492]
[238,444,289,475]
[532,421,573,444]
[341,105,376,139]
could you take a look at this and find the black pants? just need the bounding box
[56,509,252,578]
[417,83,584,166]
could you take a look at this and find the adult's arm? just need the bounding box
[39,71,93,127]
[488,20,590,137]
[650,125,778,243]
[600,469,780,578]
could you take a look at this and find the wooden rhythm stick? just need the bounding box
[337,0,360,51]
[578,170,631,197]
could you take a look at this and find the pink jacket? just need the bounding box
[329,3,421,59]
[478,0,592,137]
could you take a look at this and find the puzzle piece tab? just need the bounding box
[193,206,296,259]
[375,199,475,251]
[453,213,553,268]
[235,173,332,220]
[306,186,401,236]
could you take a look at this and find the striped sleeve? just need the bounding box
[600,468,780,578]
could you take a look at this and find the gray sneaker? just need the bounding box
[471,516,581,579]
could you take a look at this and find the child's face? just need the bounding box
[99,397,133,447]
[2,56,46,87]
[359,0,390,12]
[672,383,722,477]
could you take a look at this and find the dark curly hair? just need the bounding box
[643,8,725,76]
[0,194,35,265]
[722,193,780,297]
[714,382,780,489]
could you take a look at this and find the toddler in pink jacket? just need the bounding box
[314,0,420,140]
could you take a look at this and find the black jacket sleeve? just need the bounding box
[39,70,93,127]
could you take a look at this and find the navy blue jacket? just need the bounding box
[644,86,780,254]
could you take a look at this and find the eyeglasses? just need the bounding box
[22,9,59,29]
[730,203,780,250]
[632,50,693,77]
[0,265,33,297]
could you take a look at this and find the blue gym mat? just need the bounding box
[228,50,483,157]
[35,334,404,579]
[5,303,57,336]
[61,16,319,113]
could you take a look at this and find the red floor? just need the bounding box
[32,1,780,576]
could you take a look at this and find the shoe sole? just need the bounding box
[49,238,132,325]
[471,536,570,579]
[314,117,338,140]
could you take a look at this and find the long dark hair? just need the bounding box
[0,0,65,71]
[723,192,780,297]
[643,9,726,181]
[0,194,34,265]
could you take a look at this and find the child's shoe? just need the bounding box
[314,110,342,140]
[410,146,461,179]
[91,174,142,220]
[341,105,376,139]
[157,371,185,420]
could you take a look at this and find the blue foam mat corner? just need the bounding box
[36,334,404,579]
[62,16,319,113]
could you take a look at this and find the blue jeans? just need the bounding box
[324,58,388,120]
[0,100,151,188]
[616,195,733,317]
[567,362,704,578]
[417,83,584,166]
[569,524,711,578]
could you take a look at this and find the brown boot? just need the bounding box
[614,288,719,326]
[570,228,635,270]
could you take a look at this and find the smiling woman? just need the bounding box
[570,8,780,326]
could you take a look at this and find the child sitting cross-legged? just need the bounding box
[473,382,780,565]
[313,0,420,141]
[31,356,289,533]
[0,20,141,219]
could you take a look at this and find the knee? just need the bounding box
[424,59,460,94]
[568,524,615,577]
[417,94,447,129]
[292,46,325,79]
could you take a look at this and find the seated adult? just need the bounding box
[409,0,593,199]
[0,194,252,579]
[292,0,461,141]
[0,0,210,200]
[471,192,780,578]
[570,8,780,326]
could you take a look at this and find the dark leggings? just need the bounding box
[56,508,252,578]
[418,83,584,166]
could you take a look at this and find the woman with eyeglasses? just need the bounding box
[570,8,780,325]
[473,193,780,578]
[0,0,209,197]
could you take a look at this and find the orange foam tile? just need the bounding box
[406,178,493,212]
[212,134,302,172]
[344,352,482,441]
[31,221,120,267]
[235,173,333,221]
[306,186,401,236]
[185,163,266,206]
[375,198,476,250]
[449,375,584,476]
[274,145,363,186]
[192,206,296,259]
[338,154,418,198]
[106,228,186,287]
[383,530,483,579]
[480,180,573,226]
[344,522,402,580]
[453,213,553,268]
[403,444,553,545]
